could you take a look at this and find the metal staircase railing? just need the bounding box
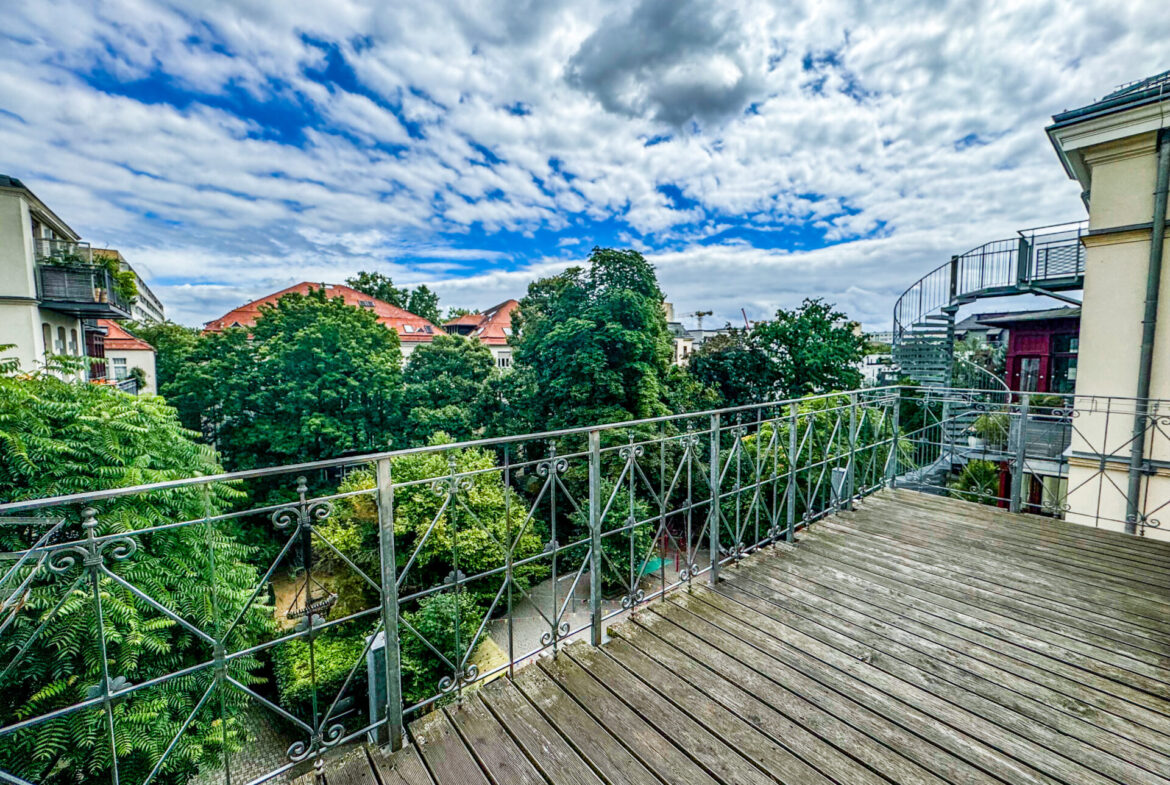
[892,222,1086,386]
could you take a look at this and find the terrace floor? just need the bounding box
[308,488,1170,785]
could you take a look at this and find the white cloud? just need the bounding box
[0,0,1165,329]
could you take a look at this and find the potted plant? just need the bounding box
[971,412,1009,450]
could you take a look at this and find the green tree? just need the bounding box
[0,362,269,785]
[445,306,477,321]
[124,321,201,395]
[506,247,673,430]
[346,272,442,324]
[345,271,409,308]
[753,298,865,398]
[170,288,404,470]
[407,285,442,326]
[686,329,773,407]
[687,299,865,406]
[402,334,496,444]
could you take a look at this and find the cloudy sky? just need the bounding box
[2,1,1166,330]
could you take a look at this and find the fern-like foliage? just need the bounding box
[0,365,272,784]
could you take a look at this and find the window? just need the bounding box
[42,323,51,356]
[69,329,79,356]
[1018,357,1040,392]
[497,355,511,368]
[502,327,513,337]
[56,327,66,354]
[402,324,415,333]
[1051,333,1079,394]
[359,300,374,308]
[112,358,128,380]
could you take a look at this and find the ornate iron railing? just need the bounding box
[1,385,1166,785]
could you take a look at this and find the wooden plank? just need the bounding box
[673,590,1118,785]
[885,488,1170,558]
[651,599,1046,785]
[368,744,435,785]
[763,537,1170,721]
[629,608,999,785]
[828,511,1170,641]
[478,679,606,785]
[566,640,828,785]
[718,573,1170,784]
[824,516,1170,651]
[859,496,1170,583]
[608,618,941,785]
[537,653,722,785]
[743,547,1170,747]
[851,498,1170,591]
[512,662,662,785]
[411,709,491,785]
[324,748,380,785]
[885,488,1170,560]
[796,529,1170,696]
[445,695,546,785]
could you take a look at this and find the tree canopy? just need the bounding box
[345,271,442,325]
[169,287,404,470]
[505,247,674,429]
[687,298,865,405]
[0,362,268,784]
[401,333,496,444]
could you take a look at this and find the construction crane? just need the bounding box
[683,310,713,330]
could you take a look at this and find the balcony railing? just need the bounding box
[0,386,1165,785]
[32,237,92,264]
[35,263,133,318]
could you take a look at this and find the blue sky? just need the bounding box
[2,1,1166,329]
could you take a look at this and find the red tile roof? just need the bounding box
[203,282,441,342]
[97,320,154,352]
[444,299,518,345]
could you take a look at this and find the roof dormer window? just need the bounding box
[403,324,415,333]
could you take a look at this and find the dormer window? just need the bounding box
[359,300,374,308]
[403,324,415,333]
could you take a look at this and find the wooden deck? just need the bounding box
[317,489,1170,785]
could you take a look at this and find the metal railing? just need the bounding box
[35,264,133,315]
[0,389,903,785]
[33,237,92,264]
[892,222,1086,385]
[1,385,1166,785]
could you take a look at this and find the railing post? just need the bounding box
[786,403,798,543]
[948,254,959,300]
[587,430,604,646]
[1010,395,1030,514]
[845,393,858,509]
[709,412,721,584]
[888,388,900,488]
[374,458,404,751]
[1016,236,1032,285]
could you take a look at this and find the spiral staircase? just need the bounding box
[892,222,1088,387]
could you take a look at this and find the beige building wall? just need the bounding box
[1054,128,1170,540]
[0,189,86,376]
[105,347,157,394]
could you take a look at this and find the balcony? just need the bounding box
[34,263,133,318]
[1,387,1167,785]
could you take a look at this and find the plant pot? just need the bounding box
[968,436,985,449]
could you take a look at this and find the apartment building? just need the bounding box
[444,299,518,368]
[1047,71,1170,538]
[0,176,135,377]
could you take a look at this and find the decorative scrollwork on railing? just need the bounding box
[678,561,700,581]
[271,476,335,530]
[620,588,645,610]
[46,508,138,575]
[618,443,645,461]
[540,621,571,647]
[536,457,569,476]
[438,664,480,693]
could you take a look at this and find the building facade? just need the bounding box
[443,299,518,368]
[97,319,157,394]
[0,176,134,378]
[978,308,1081,394]
[1048,71,1170,539]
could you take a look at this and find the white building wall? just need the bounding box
[105,347,157,394]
